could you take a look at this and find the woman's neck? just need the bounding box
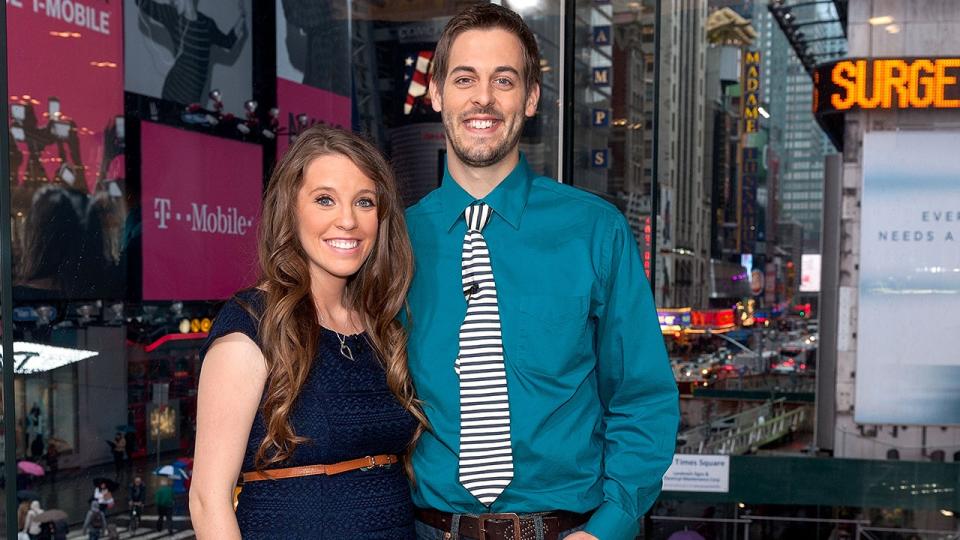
[310,275,361,333]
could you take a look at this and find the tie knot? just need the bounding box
[465,202,491,232]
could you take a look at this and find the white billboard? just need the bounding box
[855,131,960,425]
[800,254,821,292]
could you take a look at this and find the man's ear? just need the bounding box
[429,79,443,113]
[525,82,541,118]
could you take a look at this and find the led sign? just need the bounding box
[815,57,960,114]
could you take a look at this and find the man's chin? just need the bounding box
[452,142,510,168]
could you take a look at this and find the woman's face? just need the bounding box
[295,154,379,287]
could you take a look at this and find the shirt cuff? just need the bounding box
[583,501,639,540]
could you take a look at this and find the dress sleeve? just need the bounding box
[200,291,262,360]
[136,0,179,37]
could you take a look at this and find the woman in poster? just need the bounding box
[135,0,247,106]
[190,126,426,538]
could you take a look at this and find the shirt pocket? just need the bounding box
[513,294,590,376]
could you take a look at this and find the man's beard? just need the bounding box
[442,106,525,168]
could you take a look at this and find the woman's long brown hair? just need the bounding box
[252,125,426,477]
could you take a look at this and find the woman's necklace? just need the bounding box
[318,311,355,361]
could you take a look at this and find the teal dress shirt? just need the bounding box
[405,155,679,540]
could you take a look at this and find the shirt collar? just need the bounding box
[439,153,534,232]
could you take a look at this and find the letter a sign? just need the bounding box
[593,26,611,46]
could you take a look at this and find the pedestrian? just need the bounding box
[93,482,114,513]
[44,442,59,483]
[189,125,425,538]
[23,500,44,540]
[82,500,107,540]
[110,433,125,479]
[128,476,146,532]
[17,500,30,534]
[155,477,174,534]
[405,5,680,540]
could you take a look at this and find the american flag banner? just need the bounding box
[404,51,434,115]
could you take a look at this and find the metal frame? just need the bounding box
[650,0,661,296]
[0,2,18,537]
[560,0,575,185]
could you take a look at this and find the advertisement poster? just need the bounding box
[140,122,261,300]
[800,254,821,293]
[125,0,253,116]
[8,0,126,300]
[275,0,351,156]
[856,131,960,425]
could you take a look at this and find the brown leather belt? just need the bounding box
[415,507,591,540]
[241,454,398,483]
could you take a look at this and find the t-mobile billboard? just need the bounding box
[140,122,261,300]
[7,0,126,300]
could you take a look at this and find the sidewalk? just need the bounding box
[0,451,194,538]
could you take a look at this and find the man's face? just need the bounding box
[430,28,540,169]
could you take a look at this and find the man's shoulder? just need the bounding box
[405,188,442,222]
[530,176,626,224]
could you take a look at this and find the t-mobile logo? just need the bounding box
[152,197,253,235]
[154,198,173,229]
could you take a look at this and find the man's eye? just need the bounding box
[315,195,334,206]
[455,77,473,86]
[495,77,514,87]
[356,198,376,208]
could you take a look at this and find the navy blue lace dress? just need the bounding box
[201,289,417,539]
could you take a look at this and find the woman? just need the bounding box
[23,500,44,539]
[189,125,426,539]
[93,482,114,513]
[110,432,126,478]
[17,500,31,536]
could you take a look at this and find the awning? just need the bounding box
[1,342,99,374]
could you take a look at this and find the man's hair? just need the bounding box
[433,3,541,93]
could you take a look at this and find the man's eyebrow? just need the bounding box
[450,66,478,75]
[448,66,521,77]
[493,66,521,77]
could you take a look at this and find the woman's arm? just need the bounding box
[189,332,267,540]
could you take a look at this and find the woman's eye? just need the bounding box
[356,198,376,208]
[315,195,334,206]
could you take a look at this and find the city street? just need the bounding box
[1,451,194,538]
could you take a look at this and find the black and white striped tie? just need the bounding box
[457,202,513,506]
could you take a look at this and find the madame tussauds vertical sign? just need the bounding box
[743,50,761,133]
[140,122,261,301]
[855,131,960,425]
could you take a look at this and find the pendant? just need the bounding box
[339,342,355,361]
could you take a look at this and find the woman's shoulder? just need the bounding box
[201,288,266,359]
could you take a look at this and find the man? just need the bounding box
[155,477,175,534]
[129,476,146,531]
[405,4,679,540]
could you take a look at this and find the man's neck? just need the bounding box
[447,149,520,200]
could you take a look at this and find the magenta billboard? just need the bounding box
[140,121,261,300]
[8,0,126,299]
